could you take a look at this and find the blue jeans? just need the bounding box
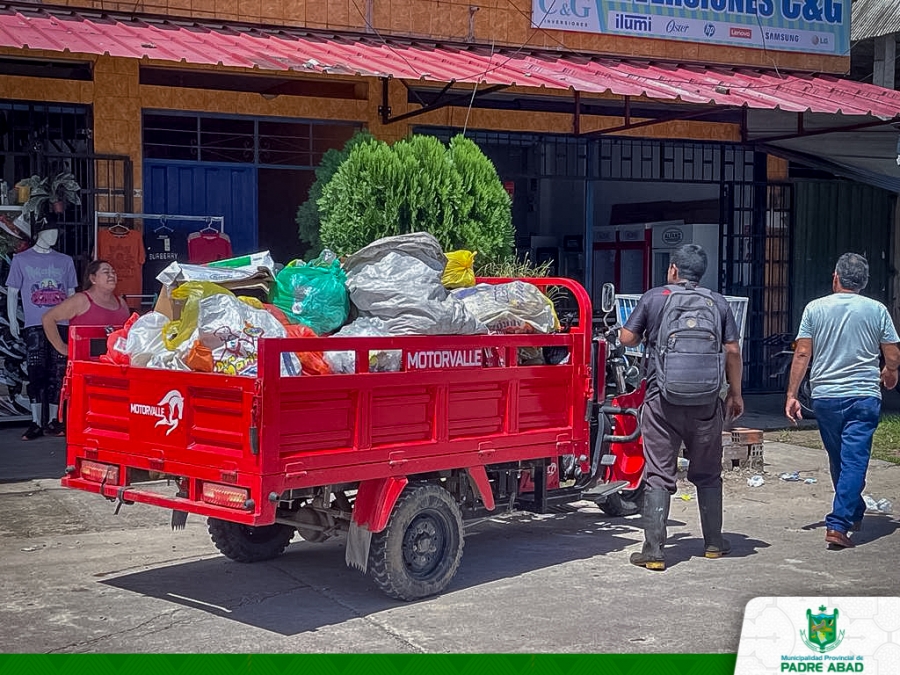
[812,396,882,533]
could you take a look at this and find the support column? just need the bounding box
[873,34,897,89]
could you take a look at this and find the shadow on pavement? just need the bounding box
[648,531,771,570]
[0,427,66,484]
[801,515,899,547]
[100,510,642,636]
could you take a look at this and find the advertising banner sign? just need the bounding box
[531,0,848,55]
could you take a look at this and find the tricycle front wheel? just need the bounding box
[368,483,464,601]
[207,518,296,563]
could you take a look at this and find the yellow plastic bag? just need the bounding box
[162,281,233,350]
[238,296,265,310]
[442,250,477,289]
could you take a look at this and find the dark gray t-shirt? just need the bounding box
[623,284,741,396]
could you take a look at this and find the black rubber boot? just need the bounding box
[629,488,670,571]
[698,486,731,558]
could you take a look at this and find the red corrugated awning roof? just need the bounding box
[2,5,899,119]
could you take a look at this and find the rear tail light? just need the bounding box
[202,482,250,509]
[80,460,119,484]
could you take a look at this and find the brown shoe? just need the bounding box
[825,529,855,549]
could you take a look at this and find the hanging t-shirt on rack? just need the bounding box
[97,226,145,309]
[188,230,233,264]
[143,228,188,296]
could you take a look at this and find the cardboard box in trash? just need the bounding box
[153,252,276,320]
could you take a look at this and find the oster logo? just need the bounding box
[730,27,752,39]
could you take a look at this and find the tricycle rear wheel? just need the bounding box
[368,483,464,601]
[207,518,296,563]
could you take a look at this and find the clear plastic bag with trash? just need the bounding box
[864,495,893,514]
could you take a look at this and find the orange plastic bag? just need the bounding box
[99,312,140,365]
[285,324,332,376]
[262,303,332,375]
[185,340,214,372]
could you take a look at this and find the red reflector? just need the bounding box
[80,460,119,484]
[202,482,249,509]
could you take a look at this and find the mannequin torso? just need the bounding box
[5,230,76,339]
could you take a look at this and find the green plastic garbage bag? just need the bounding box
[269,250,349,334]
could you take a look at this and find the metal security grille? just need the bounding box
[143,112,359,168]
[0,101,133,273]
[722,182,793,389]
[591,137,754,184]
[417,127,788,391]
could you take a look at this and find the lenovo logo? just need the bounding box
[729,27,752,39]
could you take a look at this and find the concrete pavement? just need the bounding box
[0,416,898,653]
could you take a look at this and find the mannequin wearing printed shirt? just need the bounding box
[4,228,77,440]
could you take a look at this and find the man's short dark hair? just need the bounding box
[670,244,708,283]
[835,252,869,292]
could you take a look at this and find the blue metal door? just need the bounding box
[143,162,258,255]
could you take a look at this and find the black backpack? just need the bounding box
[655,285,725,406]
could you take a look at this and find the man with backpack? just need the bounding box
[619,244,744,571]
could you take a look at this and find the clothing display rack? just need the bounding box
[93,212,225,257]
[93,212,226,309]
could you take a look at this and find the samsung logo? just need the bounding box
[614,13,652,33]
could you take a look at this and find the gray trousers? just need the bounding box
[641,392,724,494]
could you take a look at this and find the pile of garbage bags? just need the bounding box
[104,233,560,377]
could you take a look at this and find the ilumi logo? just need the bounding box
[801,605,844,653]
[614,13,652,33]
[130,389,185,436]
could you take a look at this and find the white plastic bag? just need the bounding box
[324,316,402,374]
[343,232,445,276]
[348,252,486,335]
[124,312,170,368]
[156,251,276,287]
[191,294,301,376]
[452,281,559,334]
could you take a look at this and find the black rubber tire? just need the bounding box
[207,518,295,563]
[597,482,645,517]
[368,483,464,601]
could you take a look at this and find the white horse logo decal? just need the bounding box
[154,390,184,436]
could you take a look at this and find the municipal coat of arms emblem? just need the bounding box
[801,605,845,653]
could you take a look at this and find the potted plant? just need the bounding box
[20,172,81,222]
[50,172,81,213]
[20,175,51,223]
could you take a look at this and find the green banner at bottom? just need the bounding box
[0,654,736,675]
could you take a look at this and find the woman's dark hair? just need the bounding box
[82,259,112,291]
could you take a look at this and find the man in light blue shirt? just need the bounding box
[786,253,900,549]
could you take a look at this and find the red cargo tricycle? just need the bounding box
[60,278,645,600]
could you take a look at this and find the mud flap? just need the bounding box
[345,520,373,573]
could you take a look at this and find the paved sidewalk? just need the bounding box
[0,422,897,653]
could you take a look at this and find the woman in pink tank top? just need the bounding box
[42,259,131,357]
